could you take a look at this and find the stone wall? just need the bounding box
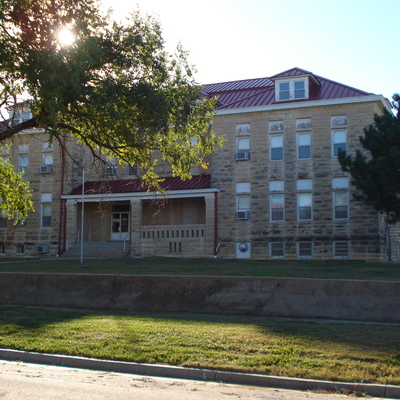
[210,101,385,259]
[0,273,399,323]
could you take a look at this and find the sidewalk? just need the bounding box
[1,348,399,399]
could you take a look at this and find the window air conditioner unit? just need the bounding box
[36,245,49,254]
[104,166,116,175]
[40,165,53,174]
[236,151,250,161]
[236,210,250,220]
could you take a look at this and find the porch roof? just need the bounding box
[67,174,212,196]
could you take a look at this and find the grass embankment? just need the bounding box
[0,306,399,385]
[0,258,400,280]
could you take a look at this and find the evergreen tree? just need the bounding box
[338,94,400,259]
[0,0,222,220]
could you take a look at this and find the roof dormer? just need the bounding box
[270,70,320,103]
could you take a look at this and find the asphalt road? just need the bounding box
[0,361,383,400]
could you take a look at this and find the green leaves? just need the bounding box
[0,0,223,194]
[0,152,33,222]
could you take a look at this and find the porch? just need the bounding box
[61,175,218,258]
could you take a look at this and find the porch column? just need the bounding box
[204,193,216,258]
[65,199,79,247]
[130,198,142,257]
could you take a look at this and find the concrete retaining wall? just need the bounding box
[0,273,399,323]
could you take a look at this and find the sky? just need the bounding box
[101,0,399,103]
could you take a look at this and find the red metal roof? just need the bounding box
[68,174,212,196]
[202,67,373,110]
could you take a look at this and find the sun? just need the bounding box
[57,28,75,46]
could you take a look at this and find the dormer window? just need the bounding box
[275,78,309,102]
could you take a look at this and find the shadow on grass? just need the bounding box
[1,305,399,356]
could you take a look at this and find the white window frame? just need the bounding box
[236,195,251,212]
[270,242,284,258]
[332,129,347,157]
[237,137,250,151]
[41,193,52,228]
[297,192,312,221]
[298,242,313,258]
[334,241,350,258]
[14,245,24,254]
[18,144,29,154]
[297,132,311,160]
[275,78,309,102]
[236,183,251,213]
[42,153,53,166]
[333,191,349,220]
[270,134,283,161]
[41,204,52,228]
[18,155,29,174]
[42,141,53,151]
[270,193,284,222]
[127,164,138,176]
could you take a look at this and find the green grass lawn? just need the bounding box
[0,306,399,385]
[0,257,400,280]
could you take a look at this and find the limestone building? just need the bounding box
[0,68,394,260]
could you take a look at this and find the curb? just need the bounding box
[1,349,400,399]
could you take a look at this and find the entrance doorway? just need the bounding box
[111,205,130,241]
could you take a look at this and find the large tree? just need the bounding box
[338,94,400,259]
[0,0,222,220]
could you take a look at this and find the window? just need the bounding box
[18,155,29,174]
[297,132,311,159]
[334,241,349,258]
[270,181,284,222]
[236,124,250,135]
[297,180,312,221]
[270,194,284,221]
[298,242,313,257]
[0,245,5,254]
[236,195,251,211]
[269,121,284,132]
[298,193,312,220]
[236,182,251,218]
[41,205,52,227]
[14,212,26,226]
[14,245,24,254]
[332,130,347,156]
[127,164,138,176]
[42,141,53,151]
[41,193,52,228]
[12,110,31,125]
[237,137,250,151]
[270,134,283,161]
[42,153,53,166]
[334,192,349,219]
[294,80,306,99]
[276,79,308,101]
[18,144,29,153]
[278,82,290,100]
[331,116,347,128]
[104,156,117,175]
[270,242,284,258]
